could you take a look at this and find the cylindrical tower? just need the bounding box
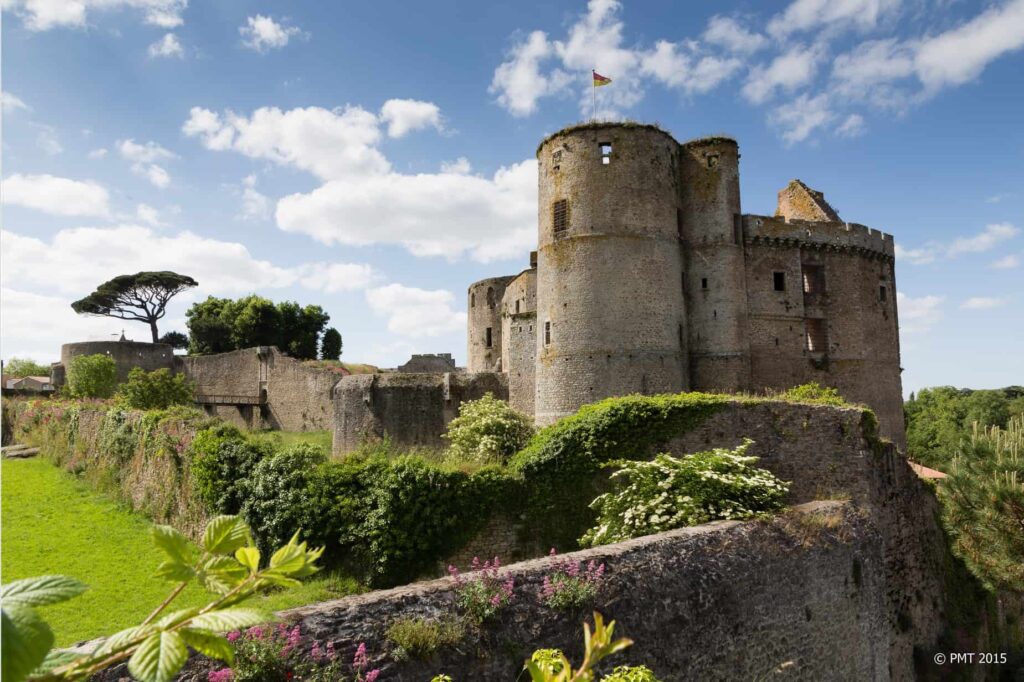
[467,276,513,372]
[679,137,751,392]
[534,123,688,425]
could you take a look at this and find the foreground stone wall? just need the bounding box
[57,341,176,384]
[332,372,508,453]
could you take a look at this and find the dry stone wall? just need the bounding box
[57,341,176,384]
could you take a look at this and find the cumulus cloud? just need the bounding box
[135,203,163,227]
[4,0,186,31]
[88,148,109,159]
[767,0,901,39]
[148,32,184,58]
[742,44,823,104]
[896,223,1020,264]
[703,16,767,54]
[365,284,467,337]
[991,254,1020,269]
[117,138,177,188]
[440,157,472,175]
[835,113,866,137]
[489,31,571,116]
[238,174,270,221]
[960,297,1007,310]
[769,93,834,144]
[1,91,30,113]
[36,126,63,155]
[379,99,443,138]
[640,41,741,94]
[184,103,537,262]
[897,292,944,334]
[240,14,305,53]
[3,174,111,217]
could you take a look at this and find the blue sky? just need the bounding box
[1,0,1022,396]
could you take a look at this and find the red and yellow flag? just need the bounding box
[592,70,612,87]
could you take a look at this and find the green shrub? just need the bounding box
[116,367,195,410]
[386,616,464,660]
[190,424,273,514]
[602,665,663,681]
[241,443,327,553]
[66,354,117,398]
[442,392,534,465]
[580,440,789,547]
[775,382,848,406]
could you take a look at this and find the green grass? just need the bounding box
[1,457,362,646]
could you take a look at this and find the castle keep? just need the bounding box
[468,123,905,445]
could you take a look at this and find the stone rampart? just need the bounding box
[57,341,176,385]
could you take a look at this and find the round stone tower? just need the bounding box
[534,123,687,425]
[467,275,514,372]
[678,137,751,392]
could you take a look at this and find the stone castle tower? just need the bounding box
[469,122,905,447]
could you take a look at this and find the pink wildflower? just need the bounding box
[353,642,369,671]
[326,641,336,661]
[207,669,234,682]
[365,669,380,682]
[311,641,322,660]
[226,631,240,643]
[245,626,265,640]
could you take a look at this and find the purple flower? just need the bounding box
[365,669,380,682]
[208,669,234,682]
[245,626,265,640]
[353,642,369,672]
[226,631,240,643]
[311,641,322,660]
[326,641,336,661]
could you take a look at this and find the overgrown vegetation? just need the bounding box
[773,382,849,407]
[65,354,118,398]
[116,367,195,410]
[581,440,789,546]
[938,417,1024,591]
[3,357,53,377]
[386,616,464,661]
[442,392,534,465]
[904,385,1024,469]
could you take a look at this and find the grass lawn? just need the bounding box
[1,458,362,646]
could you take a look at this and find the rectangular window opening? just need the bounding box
[773,272,786,291]
[733,213,743,244]
[599,142,612,165]
[470,292,475,307]
[879,285,887,302]
[515,300,521,314]
[544,321,551,346]
[553,199,568,233]
[485,327,493,348]
[806,319,828,353]
[802,264,826,295]
[701,277,708,290]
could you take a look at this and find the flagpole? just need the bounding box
[592,69,596,121]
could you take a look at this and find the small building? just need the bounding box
[11,376,55,393]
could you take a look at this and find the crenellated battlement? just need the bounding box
[742,214,895,259]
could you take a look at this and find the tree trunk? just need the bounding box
[150,319,159,343]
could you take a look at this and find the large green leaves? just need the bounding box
[2,606,54,682]
[179,628,234,664]
[0,575,87,608]
[203,515,252,555]
[188,608,268,632]
[128,631,189,682]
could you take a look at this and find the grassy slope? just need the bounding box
[1,458,360,646]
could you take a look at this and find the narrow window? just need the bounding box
[707,153,719,169]
[677,208,684,239]
[733,213,743,244]
[485,327,493,348]
[553,199,568,233]
[599,142,612,165]
[470,292,475,307]
[879,285,887,302]
[773,272,786,291]
[701,277,708,290]
[515,300,521,314]
[486,287,495,308]
[552,150,562,163]
[806,319,828,353]
[544,321,551,346]
[802,264,825,295]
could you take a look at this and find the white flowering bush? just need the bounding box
[443,393,534,465]
[580,439,789,547]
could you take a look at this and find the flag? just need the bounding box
[592,70,612,87]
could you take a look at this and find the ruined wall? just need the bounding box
[742,215,904,447]
[57,341,176,385]
[396,354,457,373]
[534,124,687,425]
[500,268,537,416]
[332,372,508,453]
[467,276,514,372]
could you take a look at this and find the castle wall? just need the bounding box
[500,268,537,416]
[742,215,905,447]
[679,137,751,392]
[534,124,687,425]
[332,372,508,454]
[467,276,514,372]
[396,354,457,373]
[57,341,176,385]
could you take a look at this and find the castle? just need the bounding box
[467,122,905,446]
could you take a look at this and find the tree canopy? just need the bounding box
[158,331,190,349]
[71,271,198,343]
[320,328,342,360]
[3,357,52,377]
[185,295,332,360]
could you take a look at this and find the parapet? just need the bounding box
[742,214,895,259]
[536,120,678,155]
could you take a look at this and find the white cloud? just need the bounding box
[767,0,900,39]
[140,164,170,188]
[915,0,1024,92]
[742,44,823,104]
[894,243,937,265]
[36,127,64,155]
[239,14,305,53]
[135,203,162,226]
[365,284,466,337]
[238,174,270,221]
[88,148,109,159]
[148,32,184,58]
[489,30,570,117]
[440,157,472,175]
[1,91,30,113]
[298,263,380,293]
[991,254,1020,269]
[960,297,1007,310]
[770,93,834,144]
[835,113,866,137]
[118,139,176,188]
[3,174,110,217]
[4,0,186,31]
[379,99,443,138]
[1,287,122,360]
[703,16,767,54]
[896,223,1020,264]
[897,292,944,334]
[640,41,741,94]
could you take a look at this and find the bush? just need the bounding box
[66,354,117,398]
[241,443,327,552]
[448,557,515,623]
[540,551,605,611]
[116,367,195,410]
[776,382,847,406]
[190,424,273,514]
[386,616,464,660]
[581,440,789,547]
[443,392,534,465]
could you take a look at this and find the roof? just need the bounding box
[24,376,51,382]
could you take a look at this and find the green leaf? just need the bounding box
[199,555,247,594]
[253,571,302,589]
[268,543,305,574]
[155,607,201,630]
[128,631,189,682]
[155,560,196,583]
[1,575,87,608]
[1,606,54,682]
[151,526,192,565]
[188,608,269,632]
[202,516,251,555]
[179,628,234,665]
[235,546,260,573]
[93,625,151,657]
[32,649,79,674]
